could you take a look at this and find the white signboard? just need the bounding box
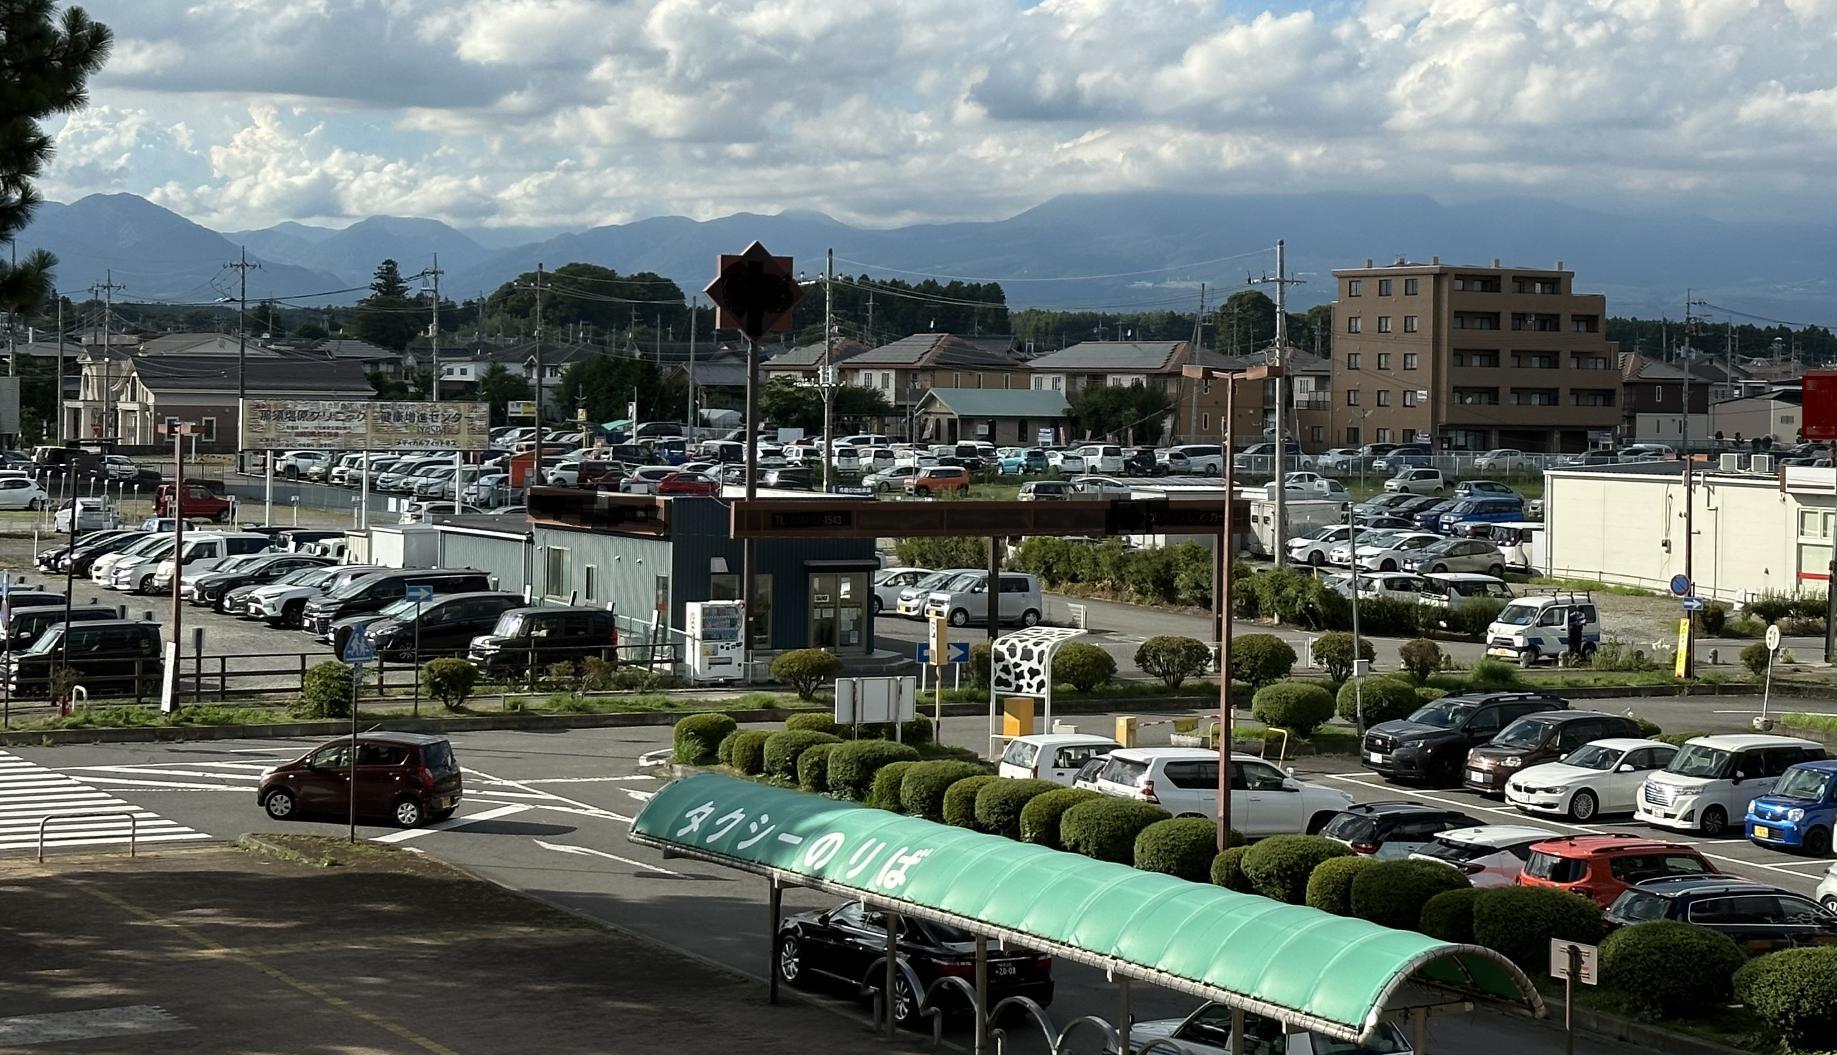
[834,676,917,725]
[239,399,491,451]
[507,400,537,418]
[1548,939,1598,985]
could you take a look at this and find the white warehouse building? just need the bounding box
[1545,456,1837,604]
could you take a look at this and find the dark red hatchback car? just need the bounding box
[258,732,462,828]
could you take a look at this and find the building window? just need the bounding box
[1346,426,1362,444]
[1454,387,1500,405]
[1444,428,1487,450]
[1404,278,1420,296]
[1403,429,1422,443]
[1377,316,1392,334]
[583,565,597,602]
[710,573,740,600]
[1377,353,1391,370]
[1572,390,1616,407]
[1309,425,1324,443]
[1403,315,1419,333]
[1201,413,1211,431]
[1511,313,1561,332]
[1346,389,1361,406]
[1512,389,1560,407]
[1571,315,1600,333]
[1512,352,1559,369]
[1570,354,1608,370]
[1376,390,1391,406]
[543,546,571,600]
[749,575,773,649]
[1375,428,1393,443]
[1347,316,1362,334]
[1347,279,1362,297]
[1453,349,1500,368]
[1453,275,1501,292]
[1378,279,1392,296]
[1346,353,1360,369]
[200,417,217,441]
[1403,390,1419,407]
[1403,353,1419,370]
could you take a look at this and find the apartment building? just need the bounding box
[1328,259,1620,453]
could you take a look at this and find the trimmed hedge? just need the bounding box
[1210,846,1252,891]
[1019,788,1099,848]
[797,742,839,793]
[1059,798,1171,863]
[672,713,738,765]
[785,712,843,736]
[826,740,922,801]
[1419,888,1481,944]
[1240,835,1354,905]
[1231,634,1296,688]
[943,775,1001,829]
[1335,677,1420,726]
[1311,631,1374,683]
[1135,635,1213,690]
[867,760,922,811]
[762,730,842,783]
[770,648,843,699]
[1733,947,1837,1052]
[726,730,772,776]
[1251,680,1336,736]
[296,660,355,719]
[1601,920,1747,1019]
[1054,643,1116,691]
[1349,860,1470,930]
[1398,638,1443,683]
[899,761,987,821]
[716,730,741,765]
[1471,887,1603,974]
[975,778,1063,840]
[1304,855,1377,916]
[1135,818,1238,882]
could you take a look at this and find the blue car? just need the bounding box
[1437,497,1526,534]
[1746,759,1837,856]
[1411,499,1459,531]
[998,448,1048,475]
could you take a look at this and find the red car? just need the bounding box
[1517,833,1719,907]
[904,466,970,496]
[656,472,719,496]
[257,732,462,829]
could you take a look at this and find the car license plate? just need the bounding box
[993,963,1016,979]
[1368,752,1383,764]
[1466,769,1485,783]
[1753,825,1770,840]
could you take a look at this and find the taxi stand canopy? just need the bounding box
[628,774,1543,1046]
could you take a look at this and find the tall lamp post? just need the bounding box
[1183,360,1277,849]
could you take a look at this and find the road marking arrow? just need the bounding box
[534,839,681,875]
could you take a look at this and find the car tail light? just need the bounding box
[1141,780,1159,804]
[1351,841,1378,854]
[1029,764,1038,778]
[1035,955,1052,973]
[1460,863,1485,875]
[609,626,620,648]
[418,765,436,788]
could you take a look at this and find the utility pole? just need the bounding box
[532,264,546,492]
[1682,291,1709,679]
[429,253,444,400]
[1252,241,1304,567]
[228,248,258,470]
[1188,284,1207,442]
[823,248,835,491]
[865,289,874,346]
[685,296,697,431]
[94,271,124,443]
[54,294,65,444]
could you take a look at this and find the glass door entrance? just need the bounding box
[808,571,868,656]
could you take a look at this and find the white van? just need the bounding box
[998,734,1122,785]
[1073,444,1125,474]
[1088,747,1352,838]
[1635,734,1828,836]
[923,572,1043,628]
[1486,522,1547,573]
[1484,591,1599,666]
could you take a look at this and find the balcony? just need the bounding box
[1292,392,1331,411]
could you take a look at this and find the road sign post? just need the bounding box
[340,626,377,844]
[406,584,434,716]
[1759,623,1783,729]
[1549,939,1598,1055]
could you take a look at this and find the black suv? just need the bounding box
[2,620,163,698]
[1363,691,1569,785]
[4,605,120,651]
[191,553,333,610]
[1463,710,1644,794]
[1605,877,1837,955]
[468,605,619,672]
[1318,801,1486,857]
[354,591,528,661]
[304,569,493,640]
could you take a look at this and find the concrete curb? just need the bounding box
[1563,1002,1750,1055]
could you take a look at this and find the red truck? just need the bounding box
[155,481,233,522]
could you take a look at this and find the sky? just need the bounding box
[38,0,1837,234]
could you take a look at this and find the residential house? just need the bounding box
[913,388,1072,445]
[760,338,870,384]
[1619,352,1712,446]
[763,333,1026,437]
[1711,387,1804,446]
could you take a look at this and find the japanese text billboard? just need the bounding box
[239,399,491,451]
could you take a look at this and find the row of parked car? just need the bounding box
[871,567,1045,627]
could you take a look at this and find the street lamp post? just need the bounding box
[1184,361,1277,849]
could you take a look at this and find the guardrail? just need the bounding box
[39,810,136,862]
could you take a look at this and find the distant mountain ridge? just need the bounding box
[17,191,1837,318]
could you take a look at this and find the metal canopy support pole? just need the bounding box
[1413,1007,1429,1055]
[883,912,898,1041]
[359,449,370,529]
[973,936,989,1055]
[987,537,1000,643]
[1116,976,1132,1055]
[767,878,783,1005]
[742,335,759,680]
[1217,375,1236,848]
[264,450,274,526]
[1229,1007,1245,1055]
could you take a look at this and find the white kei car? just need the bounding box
[1504,738,1678,821]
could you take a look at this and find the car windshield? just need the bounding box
[1668,744,1732,779]
[1414,837,1492,865]
[1562,744,1620,771]
[1321,813,1377,842]
[1491,718,1553,750]
[909,571,956,591]
[1773,767,1832,801]
[376,599,420,619]
[937,572,982,592]
[1495,603,1541,626]
[280,568,330,587]
[121,535,168,555]
[1406,701,1475,729]
[1608,891,1671,923]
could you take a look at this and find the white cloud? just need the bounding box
[35,0,1837,229]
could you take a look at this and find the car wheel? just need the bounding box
[1568,788,1599,822]
[1430,563,1448,574]
[948,608,969,628]
[890,975,919,1029]
[214,510,230,523]
[776,932,806,986]
[956,486,969,496]
[1021,608,1041,627]
[392,797,426,829]
[1487,564,1504,578]
[1380,559,1397,572]
[28,498,41,511]
[1518,645,1539,668]
[871,596,883,615]
[915,487,930,497]
[1802,826,1831,857]
[263,789,296,820]
[1699,805,1729,837]
[1580,642,1598,661]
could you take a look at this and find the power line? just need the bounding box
[830,247,1274,284]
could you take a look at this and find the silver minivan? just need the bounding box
[923,572,1043,627]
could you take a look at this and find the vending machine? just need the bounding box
[684,600,745,682]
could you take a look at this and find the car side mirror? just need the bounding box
[1617,763,1635,773]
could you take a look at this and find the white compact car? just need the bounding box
[870,567,930,616]
[998,734,1122,786]
[1505,738,1678,821]
[1409,824,1559,887]
[1634,734,1827,836]
[1088,748,1351,839]
[1354,532,1444,572]
[1818,862,1837,913]
[895,569,977,618]
[0,476,48,510]
[1286,525,1359,567]
[1129,1002,1414,1055]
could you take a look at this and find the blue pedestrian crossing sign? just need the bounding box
[405,584,435,603]
[342,627,377,664]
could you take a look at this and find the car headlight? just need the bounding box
[1788,807,1806,822]
[1502,757,1524,768]
[1748,798,1757,815]
[1401,738,1427,750]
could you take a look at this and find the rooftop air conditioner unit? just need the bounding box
[1751,454,1774,474]
[1718,453,1742,472]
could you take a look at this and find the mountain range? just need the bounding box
[14,191,1837,321]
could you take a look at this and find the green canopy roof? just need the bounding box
[629,774,1540,1043]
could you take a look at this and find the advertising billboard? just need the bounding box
[239,399,491,451]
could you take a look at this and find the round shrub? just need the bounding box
[1305,855,1377,915]
[899,761,988,822]
[1210,846,1252,891]
[1471,887,1603,973]
[1419,888,1481,944]
[1018,787,1099,848]
[1601,920,1747,1019]
[1733,947,1837,1052]
[1741,640,1774,676]
[1311,632,1374,683]
[1251,681,1336,737]
[944,775,1001,829]
[770,648,843,700]
[1466,657,1522,690]
[826,740,922,801]
[1350,860,1471,930]
[969,640,992,689]
[1700,601,1728,636]
[867,760,922,810]
[785,712,843,736]
[1059,798,1171,863]
[716,730,740,765]
[1335,677,1419,726]
[1135,635,1213,690]
[726,730,772,777]
[1240,835,1354,905]
[422,657,479,710]
[1054,643,1116,692]
[1231,634,1296,689]
[974,778,1062,839]
[295,660,355,718]
[1136,818,1237,882]
[761,729,841,783]
[672,712,738,765]
[797,742,839,792]
[1397,638,1444,683]
[1416,687,1449,704]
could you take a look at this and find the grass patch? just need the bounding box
[1780,712,1837,736]
[1575,986,1773,1054]
[1527,576,1655,598]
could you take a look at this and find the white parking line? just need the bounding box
[517,776,655,785]
[372,803,530,844]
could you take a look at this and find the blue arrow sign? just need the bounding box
[948,642,971,663]
[1681,596,1708,612]
[405,584,435,603]
[341,627,377,664]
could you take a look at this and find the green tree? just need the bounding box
[1068,382,1168,444]
[1217,290,1277,357]
[552,353,679,426]
[759,376,824,433]
[353,259,424,351]
[478,362,531,426]
[832,385,893,429]
[484,263,689,338]
[251,299,285,337]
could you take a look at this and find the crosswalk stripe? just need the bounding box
[0,750,209,856]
